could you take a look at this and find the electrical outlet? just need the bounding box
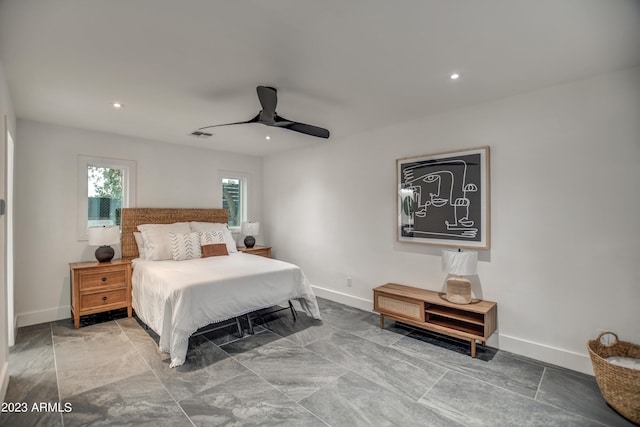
[347,277,352,287]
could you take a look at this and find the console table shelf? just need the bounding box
[425,307,485,325]
[373,283,497,357]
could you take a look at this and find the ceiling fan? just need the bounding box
[196,86,330,139]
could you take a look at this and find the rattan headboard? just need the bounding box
[120,208,228,258]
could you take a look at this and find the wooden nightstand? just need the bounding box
[69,258,132,328]
[238,245,272,258]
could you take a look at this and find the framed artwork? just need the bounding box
[396,146,490,249]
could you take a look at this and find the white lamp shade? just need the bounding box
[442,249,478,276]
[241,221,260,236]
[88,226,120,246]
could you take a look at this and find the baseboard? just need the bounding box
[311,285,374,312]
[493,334,594,375]
[0,360,9,403]
[10,313,18,346]
[16,305,70,328]
[311,286,593,375]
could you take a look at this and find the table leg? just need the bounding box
[379,314,384,329]
[471,340,477,358]
[74,315,80,329]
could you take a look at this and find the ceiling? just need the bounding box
[1,0,639,156]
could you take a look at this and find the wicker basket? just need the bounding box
[587,332,640,424]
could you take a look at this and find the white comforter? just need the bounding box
[131,253,322,367]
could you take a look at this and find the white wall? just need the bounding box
[14,120,263,326]
[263,66,640,374]
[0,59,17,403]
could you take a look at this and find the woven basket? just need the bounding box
[587,332,640,424]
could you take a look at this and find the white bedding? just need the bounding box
[132,252,322,367]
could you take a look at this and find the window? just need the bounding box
[88,166,123,227]
[221,172,249,229]
[77,156,136,240]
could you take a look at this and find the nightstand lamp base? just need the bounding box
[446,277,472,304]
[243,235,256,248]
[95,245,115,263]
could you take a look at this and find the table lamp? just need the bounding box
[88,225,120,262]
[241,221,260,248]
[442,249,478,304]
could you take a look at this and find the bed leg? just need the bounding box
[235,317,243,338]
[288,300,297,322]
[246,314,255,335]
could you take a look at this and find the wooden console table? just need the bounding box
[373,283,497,357]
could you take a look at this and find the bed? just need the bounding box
[121,208,322,367]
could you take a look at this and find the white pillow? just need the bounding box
[200,230,226,245]
[169,232,202,261]
[189,221,227,232]
[133,231,146,259]
[138,222,191,261]
[189,222,238,253]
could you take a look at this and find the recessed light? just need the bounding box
[265,135,271,140]
[112,102,123,108]
[450,73,460,80]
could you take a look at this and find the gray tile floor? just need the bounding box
[1,297,635,426]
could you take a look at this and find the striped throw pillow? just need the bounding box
[169,232,202,261]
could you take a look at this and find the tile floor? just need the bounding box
[1,297,635,426]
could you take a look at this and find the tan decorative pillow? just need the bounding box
[201,243,229,258]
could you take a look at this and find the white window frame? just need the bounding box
[77,155,137,241]
[220,171,250,232]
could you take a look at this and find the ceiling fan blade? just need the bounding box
[197,114,260,130]
[256,86,277,121]
[280,119,330,139]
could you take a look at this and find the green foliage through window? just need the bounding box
[89,166,122,199]
[222,178,242,227]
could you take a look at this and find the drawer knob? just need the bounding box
[102,296,107,301]
[101,277,107,282]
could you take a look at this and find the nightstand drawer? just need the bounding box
[247,248,270,258]
[80,288,127,310]
[238,246,272,258]
[78,269,127,290]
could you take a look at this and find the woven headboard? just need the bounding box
[120,208,228,258]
